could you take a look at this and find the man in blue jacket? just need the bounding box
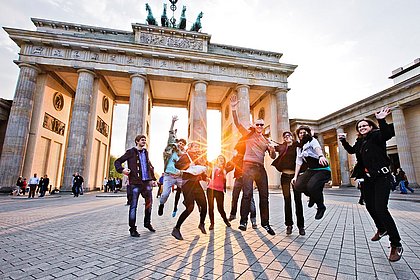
[115,135,157,237]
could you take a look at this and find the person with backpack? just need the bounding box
[230,95,277,235]
[272,131,305,235]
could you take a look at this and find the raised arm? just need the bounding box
[375,107,395,142]
[230,95,249,136]
[167,115,179,145]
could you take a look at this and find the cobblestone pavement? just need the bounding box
[1,188,419,280]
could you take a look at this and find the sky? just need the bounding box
[1,0,419,173]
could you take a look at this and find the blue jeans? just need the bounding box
[159,174,183,205]
[240,162,269,226]
[129,183,153,230]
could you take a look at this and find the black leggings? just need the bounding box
[206,188,228,224]
[295,169,331,208]
[175,179,207,229]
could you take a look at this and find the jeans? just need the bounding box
[281,173,304,228]
[129,183,153,230]
[207,188,228,224]
[230,177,256,223]
[175,178,207,229]
[159,174,183,205]
[240,162,269,226]
[295,169,331,208]
[364,175,401,247]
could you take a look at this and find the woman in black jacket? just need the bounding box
[338,107,403,262]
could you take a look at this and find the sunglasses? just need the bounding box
[255,124,264,127]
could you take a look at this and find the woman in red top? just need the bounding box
[207,155,234,230]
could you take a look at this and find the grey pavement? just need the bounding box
[1,187,419,280]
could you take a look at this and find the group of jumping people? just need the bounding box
[114,94,403,262]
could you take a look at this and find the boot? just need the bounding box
[129,227,140,237]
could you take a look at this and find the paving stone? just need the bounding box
[0,191,419,280]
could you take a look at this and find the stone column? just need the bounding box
[235,85,251,128]
[336,127,351,186]
[189,81,208,146]
[317,133,326,154]
[392,107,418,186]
[0,63,40,190]
[62,69,96,191]
[125,74,147,150]
[275,88,290,137]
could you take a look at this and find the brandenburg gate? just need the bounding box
[0,17,296,191]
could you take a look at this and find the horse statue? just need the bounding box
[177,5,187,30]
[190,12,203,32]
[145,3,157,26]
[161,3,169,27]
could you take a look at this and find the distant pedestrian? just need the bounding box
[22,178,27,195]
[72,172,84,197]
[15,177,24,196]
[28,173,39,198]
[39,174,49,197]
[103,177,108,192]
[396,168,414,194]
[339,107,403,262]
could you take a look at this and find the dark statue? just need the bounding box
[161,3,169,27]
[177,5,187,30]
[190,12,203,32]
[145,3,157,25]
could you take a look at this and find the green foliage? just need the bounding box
[108,155,122,179]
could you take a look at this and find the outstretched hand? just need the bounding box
[172,115,179,123]
[230,94,239,110]
[375,107,391,120]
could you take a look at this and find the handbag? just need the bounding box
[183,153,207,176]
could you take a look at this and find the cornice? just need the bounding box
[3,27,296,75]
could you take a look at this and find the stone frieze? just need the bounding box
[24,45,287,83]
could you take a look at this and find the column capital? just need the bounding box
[192,80,208,87]
[77,69,96,77]
[274,87,289,94]
[130,73,147,81]
[235,84,250,92]
[391,105,404,112]
[18,62,41,73]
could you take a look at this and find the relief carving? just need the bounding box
[32,47,44,55]
[52,49,63,57]
[139,33,203,51]
[96,116,109,137]
[43,113,65,136]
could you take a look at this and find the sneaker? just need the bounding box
[171,227,183,240]
[315,207,326,220]
[172,210,177,217]
[298,228,306,236]
[209,224,214,230]
[145,224,156,232]
[224,219,231,227]
[228,215,236,222]
[238,223,247,231]
[252,223,258,229]
[371,230,388,241]
[158,204,164,216]
[389,246,403,262]
[263,225,276,235]
[198,224,207,234]
[358,200,364,205]
[286,225,292,235]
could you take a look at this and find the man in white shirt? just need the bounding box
[28,173,40,198]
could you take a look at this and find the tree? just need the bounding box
[108,155,122,179]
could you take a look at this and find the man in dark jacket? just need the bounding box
[114,135,157,237]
